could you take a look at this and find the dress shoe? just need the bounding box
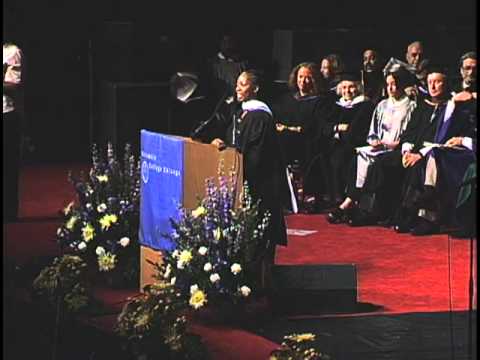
[394,224,410,233]
[376,217,392,227]
[327,207,351,224]
[410,217,439,236]
[348,210,376,227]
[393,212,416,233]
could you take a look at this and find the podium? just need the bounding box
[139,130,243,289]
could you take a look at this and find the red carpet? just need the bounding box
[18,162,90,219]
[278,214,476,315]
[5,162,476,359]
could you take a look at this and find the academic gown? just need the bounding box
[271,92,332,169]
[396,99,477,226]
[321,96,376,201]
[224,100,289,247]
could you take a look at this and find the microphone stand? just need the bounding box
[190,92,229,140]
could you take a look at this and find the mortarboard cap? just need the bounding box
[338,71,361,82]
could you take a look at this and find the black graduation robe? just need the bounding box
[271,92,332,169]
[321,97,376,201]
[223,100,289,247]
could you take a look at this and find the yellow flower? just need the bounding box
[134,313,150,329]
[293,333,315,342]
[179,250,193,264]
[82,223,95,242]
[189,289,207,309]
[65,216,78,230]
[96,174,109,183]
[97,251,116,271]
[192,206,206,218]
[213,227,222,241]
[63,201,75,215]
[99,214,118,231]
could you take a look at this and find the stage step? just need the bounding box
[271,264,357,314]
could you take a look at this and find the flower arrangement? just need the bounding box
[56,143,141,286]
[32,255,90,313]
[157,166,270,312]
[269,333,330,360]
[116,282,209,359]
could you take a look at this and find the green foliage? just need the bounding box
[269,333,330,360]
[32,255,90,313]
[116,283,209,359]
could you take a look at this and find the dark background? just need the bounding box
[3,0,477,162]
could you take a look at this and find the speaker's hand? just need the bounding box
[211,138,226,150]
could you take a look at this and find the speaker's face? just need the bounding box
[235,73,256,103]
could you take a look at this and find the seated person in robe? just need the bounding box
[270,62,333,210]
[319,72,375,206]
[393,65,476,235]
[327,67,417,225]
[320,53,345,100]
[361,48,385,105]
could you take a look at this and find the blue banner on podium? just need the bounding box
[139,130,183,250]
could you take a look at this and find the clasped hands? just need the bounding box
[369,139,397,151]
[276,123,302,133]
[402,152,423,168]
[402,136,465,168]
[444,136,464,148]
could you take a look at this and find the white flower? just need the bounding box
[203,262,212,272]
[177,260,185,269]
[209,273,221,283]
[77,242,87,250]
[86,203,92,210]
[95,246,106,256]
[56,228,63,236]
[118,237,130,247]
[172,250,180,258]
[190,284,199,294]
[170,277,176,285]
[164,264,172,278]
[230,263,242,275]
[97,203,107,213]
[198,246,208,255]
[239,285,251,297]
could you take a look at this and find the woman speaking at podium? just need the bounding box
[210,69,289,290]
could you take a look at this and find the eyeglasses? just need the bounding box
[462,66,476,71]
